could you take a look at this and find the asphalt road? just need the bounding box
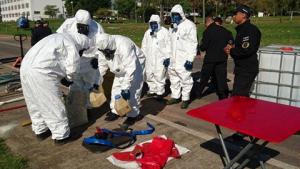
[0,35,30,58]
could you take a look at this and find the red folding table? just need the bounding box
[187,96,300,169]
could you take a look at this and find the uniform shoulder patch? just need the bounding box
[242,42,250,48]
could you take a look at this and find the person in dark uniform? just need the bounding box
[224,5,262,142]
[225,5,261,97]
[213,17,223,26]
[31,20,52,46]
[198,16,234,100]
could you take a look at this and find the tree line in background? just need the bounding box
[62,0,300,21]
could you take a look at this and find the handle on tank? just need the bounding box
[13,34,27,58]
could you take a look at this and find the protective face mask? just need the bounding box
[99,49,116,60]
[77,23,89,36]
[150,22,158,32]
[171,13,182,25]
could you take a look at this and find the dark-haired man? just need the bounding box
[198,16,233,100]
[224,5,262,141]
[31,20,52,46]
[224,5,261,97]
[214,17,223,26]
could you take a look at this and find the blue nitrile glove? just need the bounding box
[163,58,170,68]
[184,61,193,71]
[121,90,130,100]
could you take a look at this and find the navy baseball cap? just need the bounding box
[234,5,251,17]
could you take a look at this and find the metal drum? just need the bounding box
[251,45,300,107]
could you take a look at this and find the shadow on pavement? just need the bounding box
[140,97,166,116]
[200,137,280,168]
[190,71,217,101]
[140,82,167,117]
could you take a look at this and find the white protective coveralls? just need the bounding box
[96,34,144,118]
[169,4,198,101]
[57,9,104,96]
[141,15,171,95]
[20,33,89,140]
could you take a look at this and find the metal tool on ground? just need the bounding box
[0,72,20,84]
[0,56,18,64]
[5,82,22,93]
[21,119,32,127]
[0,96,24,106]
[12,34,27,68]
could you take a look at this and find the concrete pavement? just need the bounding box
[0,35,299,169]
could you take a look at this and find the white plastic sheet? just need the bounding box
[107,135,190,169]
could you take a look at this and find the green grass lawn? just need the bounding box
[0,16,300,47]
[0,139,28,169]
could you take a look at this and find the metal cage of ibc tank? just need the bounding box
[251,45,300,107]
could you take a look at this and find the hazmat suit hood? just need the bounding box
[149,15,161,31]
[96,33,116,51]
[75,9,91,25]
[67,32,90,51]
[171,4,186,20]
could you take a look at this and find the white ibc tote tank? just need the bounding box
[251,45,300,107]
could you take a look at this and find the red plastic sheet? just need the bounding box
[113,136,180,169]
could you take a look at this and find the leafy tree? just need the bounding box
[64,0,78,17]
[94,8,113,19]
[115,0,135,18]
[75,0,111,17]
[166,0,192,12]
[64,0,111,17]
[235,0,299,16]
[144,6,157,22]
[44,5,59,18]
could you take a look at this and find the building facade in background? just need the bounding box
[0,0,64,21]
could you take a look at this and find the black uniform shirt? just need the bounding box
[200,23,234,63]
[31,26,52,46]
[230,20,261,74]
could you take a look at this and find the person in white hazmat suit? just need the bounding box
[20,32,89,144]
[141,14,171,99]
[167,4,198,109]
[57,9,104,109]
[95,33,144,129]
